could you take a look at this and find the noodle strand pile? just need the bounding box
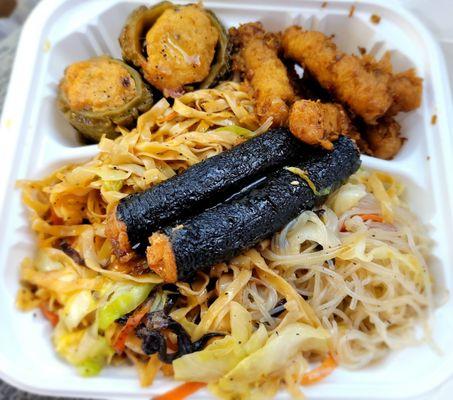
[17,82,433,399]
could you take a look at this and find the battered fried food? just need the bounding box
[288,100,351,150]
[361,53,422,115]
[388,69,423,115]
[364,117,403,160]
[230,22,295,126]
[143,5,219,96]
[334,54,393,123]
[282,26,393,124]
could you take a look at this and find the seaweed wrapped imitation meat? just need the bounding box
[106,128,312,259]
[147,135,361,282]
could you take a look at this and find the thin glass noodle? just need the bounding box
[17,81,435,397]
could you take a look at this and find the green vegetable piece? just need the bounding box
[285,166,331,196]
[77,358,104,377]
[98,283,154,331]
[102,180,124,192]
[198,8,230,89]
[213,125,255,138]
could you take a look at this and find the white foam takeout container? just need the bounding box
[1,0,453,398]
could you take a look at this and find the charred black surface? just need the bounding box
[116,128,309,253]
[163,136,360,281]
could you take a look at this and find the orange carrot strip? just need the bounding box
[159,112,178,123]
[301,354,337,385]
[340,213,384,232]
[39,303,59,327]
[358,214,384,223]
[153,382,206,400]
[114,301,151,354]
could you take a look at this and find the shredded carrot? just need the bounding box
[358,214,384,223]
[159,111,178,123]
[340,213,384,232]
[114,301,151,353]
[153,382,206,400]
[301,354,337,385]
[39,303,59,327]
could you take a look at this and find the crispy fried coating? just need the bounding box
[364,117,403,160]
[333,55,392,124]
[289,100,351,150]
[283,30,337,90]
[60,58,137,112]
[388,69,423,115]
[362,53,423,115]
[282,26,393,124]
[231,22,295,127]
[144,5,219,96]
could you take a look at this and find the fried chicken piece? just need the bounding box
[288,100,351,150]
[282,26,393,124]
[144,5,219,96]
[388,69,423,115]
[364,117,403,160]
[230,22,295,127]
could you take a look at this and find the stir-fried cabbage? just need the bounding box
[174,302,329,399]
[53,323,114,377]
[17,73,433,399]
[326,182,367,215]
[98,283,154,331]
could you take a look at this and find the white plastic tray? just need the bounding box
[1,0,453,399]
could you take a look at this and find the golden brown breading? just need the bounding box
[362,53,423,115]
[60,58,137,112]
[283,30,337,89]
[144,5,219,96]
[288,100,351,149]
[387,69,423,115]
[282,26,393,125]
[333,55,392,124]
[364,117,403,160]
[230,22,295,127]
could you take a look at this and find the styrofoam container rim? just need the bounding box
[1,0,453,399]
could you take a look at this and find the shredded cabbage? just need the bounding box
[174,319,329,400]
[98,283,154,331]
[53,323,114,377]
[17,78,434,398]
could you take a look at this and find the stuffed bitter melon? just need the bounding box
[119,2,230,97]
[58,56,153,142]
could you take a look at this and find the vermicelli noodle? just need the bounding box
[16,82,435,398]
